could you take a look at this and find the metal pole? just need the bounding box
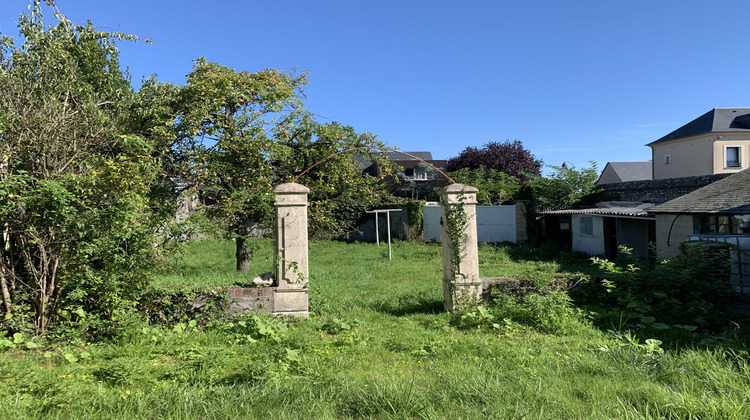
[374,212,380,246]
[386,210,392,260]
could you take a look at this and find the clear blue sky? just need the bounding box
[3,0,750,174]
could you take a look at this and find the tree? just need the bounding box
[0,2,169,332]
[527,161,600,211]
[164,59,393,270]
[448,166,521,205]
[447,140,542,180]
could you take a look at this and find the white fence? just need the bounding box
[424,204,523,243]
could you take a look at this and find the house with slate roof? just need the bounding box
[596,161,652,184]
[648,108,750,179]
[361,151,447,200]
[648,169,750,293]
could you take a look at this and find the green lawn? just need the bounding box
[1,240,749,419]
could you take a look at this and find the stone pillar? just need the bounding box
[273,183,310,317]
[440,184,481,311]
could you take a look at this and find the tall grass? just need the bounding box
[2,239,749,419]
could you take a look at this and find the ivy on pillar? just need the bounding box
[273,183,310,317]
[440,183,481,311]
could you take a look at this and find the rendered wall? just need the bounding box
[424,204,522,243]
[571,214,605,256]
[654,214,695,258]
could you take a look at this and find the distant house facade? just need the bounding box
[648,108,750,180]
[596,161,652,184]
[362,151,448,200]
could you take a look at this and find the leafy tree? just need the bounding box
[0,2,169,332]
[447,140,542,180]
[448,166,521,205]
[163,59,393,270]
[527,161,599,211]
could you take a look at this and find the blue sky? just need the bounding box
[3,0,750,174]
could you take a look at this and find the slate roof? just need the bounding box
[649,169,750,214]
[600,161,652,182]
[386,151,433,161]
[648,108,750,146]
[543,201,655,217]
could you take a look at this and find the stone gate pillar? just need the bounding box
[440,184,481,311]
[273,183,310,317]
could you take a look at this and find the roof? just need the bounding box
[649,169,750,214]
[543,201,655,217]
[599,161,652,183]
[386,151,433,161]
[648,108,750,146]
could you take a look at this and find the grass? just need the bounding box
[2,239,750,419]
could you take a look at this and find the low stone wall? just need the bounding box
[599,174,731,204]
[226,287,274,315]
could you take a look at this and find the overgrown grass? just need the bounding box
[2,239,749,419]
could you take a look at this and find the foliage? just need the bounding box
[446,140,542,180]
[3,240,749,419]
[0,2,170,333]
[156,59,394,264]
[448,165,521,204]
[580,244,737,332]
[526,161,600,211]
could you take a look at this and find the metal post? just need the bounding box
[374,212,380,246]
[386,210,392,260]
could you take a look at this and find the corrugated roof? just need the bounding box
[648,169,750,214]
[648,108,750,146]
[543,201,655,217]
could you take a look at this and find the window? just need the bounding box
[696,215,738,234]
[725,146,741,168]
[403,167,428,180]
[664,155,671,165]
[579,216,594,237]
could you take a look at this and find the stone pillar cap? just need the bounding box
[440,183,479,194]
[274,183,310,194]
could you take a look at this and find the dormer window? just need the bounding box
[726,146,741,168]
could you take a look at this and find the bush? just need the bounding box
[581,244,738,332]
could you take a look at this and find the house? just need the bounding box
[596,161,652,184]
[648,108,750,180]
[542,202,655,259]
[648,169,750,293]
[362,151,448,200]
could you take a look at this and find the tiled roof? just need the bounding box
[648,108,750,146]
[649,169,750,214]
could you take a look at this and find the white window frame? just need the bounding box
[664,154,671,165]
[724,145,742,168]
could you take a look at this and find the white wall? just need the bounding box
[571,214,605,256]
[423,205,519,243]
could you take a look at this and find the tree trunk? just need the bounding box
[236,237,250,271]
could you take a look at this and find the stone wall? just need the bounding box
[599,173,731,204]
